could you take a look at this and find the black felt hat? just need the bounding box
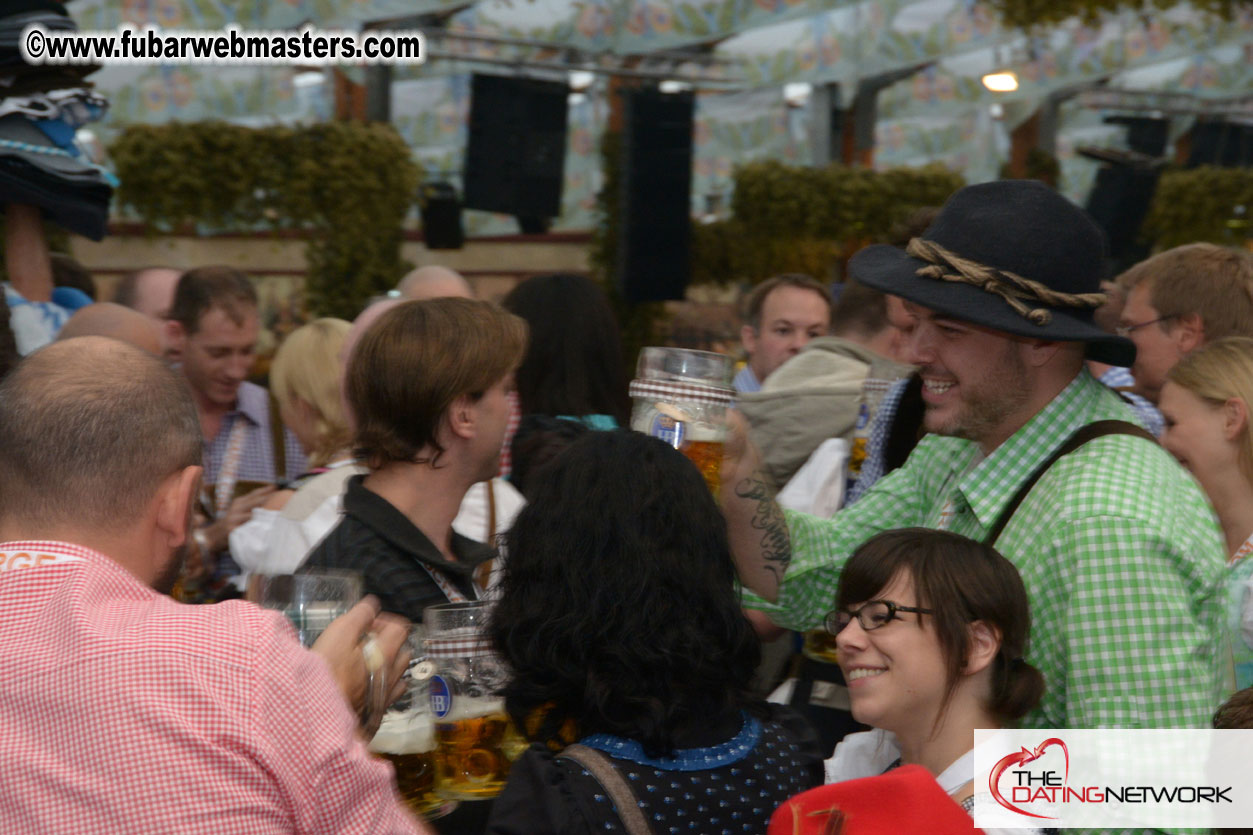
[849,180,1135,367]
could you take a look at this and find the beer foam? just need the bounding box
[681,422,723,442]
[440,696,506,723]
[369,710,435,755]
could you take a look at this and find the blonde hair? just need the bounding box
[271,318,353,468]
[1167,336,1253,485]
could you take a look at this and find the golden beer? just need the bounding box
[376,751,442,816]
[370,709,444,816]
[802,628,841,664]
[680,438,724,496]
[434,711,515,799]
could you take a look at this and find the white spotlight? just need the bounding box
[783,82,812,107]
[981,71,1018,93]
[568,70,595,92]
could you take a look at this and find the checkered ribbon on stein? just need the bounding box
[628,379,735,407]
[424,628,494,660]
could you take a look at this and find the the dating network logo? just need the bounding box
[987,734,1233,820]
[989,737,1069,819]
[976,729,1245,830]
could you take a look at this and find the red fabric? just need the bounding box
[768,764,982,835]
[0,540,423,835]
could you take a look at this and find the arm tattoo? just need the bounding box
[734,474,791,582]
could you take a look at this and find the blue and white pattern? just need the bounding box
[4,282,71,355]
[1097,365,1165,438]
[580,714,762,772]
[732,365,761,395]
[557,709,820,835]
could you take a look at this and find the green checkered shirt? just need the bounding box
[746,369,1228,731]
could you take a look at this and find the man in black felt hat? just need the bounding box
[722,180,1228,733]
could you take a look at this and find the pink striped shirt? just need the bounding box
[0,540,423,835]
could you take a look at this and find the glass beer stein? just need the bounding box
[629,347,735,495]
[246,570,362,647]
[423,601,522,801]
[369,652,453,820]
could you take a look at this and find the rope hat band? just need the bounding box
[906,237,1107,327]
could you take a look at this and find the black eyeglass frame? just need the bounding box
[1114,314,1177,338]
[823,599,935,635]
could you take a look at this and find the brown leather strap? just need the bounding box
[559,744,652,835]
[268,389,287,482]
[984,420,1157,546]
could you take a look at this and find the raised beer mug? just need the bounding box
[246,570,362,647]
[423,601,521,801]
[629,347,735,495]
[368,655,452,820]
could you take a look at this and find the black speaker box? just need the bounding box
[419,182,464,250]
[1187,121,1253,168]
[463,74,569,220]
[1104,116,1169,157]
[617,89,694,303]
[1085,165,1160,267]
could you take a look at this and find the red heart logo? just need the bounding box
[988,738,1068,820]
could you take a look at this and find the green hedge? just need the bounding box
[691,160,964,286]
[1142,167,1253,251]
[987,0,1245,28]
[109,121,421,319]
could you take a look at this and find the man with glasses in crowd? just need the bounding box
[1115,242,1253,404]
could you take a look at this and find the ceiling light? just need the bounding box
[293,70,325,88]
[982,71,1018,93]
[568,70,595,92]
[783,82,812,107]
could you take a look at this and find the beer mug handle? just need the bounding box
[360,633,390,733]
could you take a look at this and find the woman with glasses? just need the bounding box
[822,527,1045,820]
[1160,337,1253,689]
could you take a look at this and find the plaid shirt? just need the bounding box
[203,380,307,491]
[845,376,908,506]
[1098,365,1166,438]
[746,369,1228,732]
[497,389,521,478]
[0,540,421,835]
[733,364,762,394]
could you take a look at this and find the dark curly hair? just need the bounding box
[489,429,761,756]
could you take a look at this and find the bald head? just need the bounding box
[340,299,405,431]
[343,299,404,371]
[58,303,162,355]
[396,265,473,301]
[114,267,181,320]
[0,337,202,535]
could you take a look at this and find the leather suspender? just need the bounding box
[269,390,287,483]
[559,744,652,835]
[983,420,1158,546]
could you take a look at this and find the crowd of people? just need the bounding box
[3,177,1253,835]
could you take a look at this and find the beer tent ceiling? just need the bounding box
[67,1,1253,232]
